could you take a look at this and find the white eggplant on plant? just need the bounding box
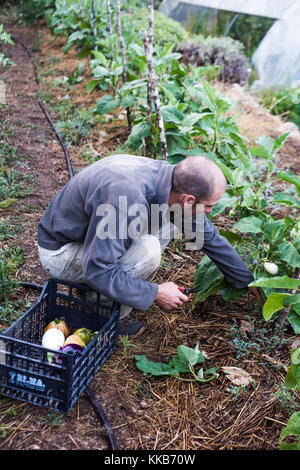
[263,262,279,275]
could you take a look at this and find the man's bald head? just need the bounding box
[171,156,227,202]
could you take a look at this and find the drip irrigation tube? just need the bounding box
[85,387,118,450]
[12,35,118,450]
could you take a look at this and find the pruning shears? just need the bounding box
[178,286,198,296]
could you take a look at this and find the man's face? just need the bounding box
[168,187,226,217]
[198,190,225,214]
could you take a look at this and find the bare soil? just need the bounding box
[0,20,299,451]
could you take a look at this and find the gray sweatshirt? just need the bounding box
[38,154,254,310]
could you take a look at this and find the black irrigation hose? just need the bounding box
[85,387,118,450]
[12,35,118,450]
[19,281,44,290]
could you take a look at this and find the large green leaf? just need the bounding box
[194,278,224,304]
[213,161,234,183]
[220,282,247,301]
[249,276,300,290]
[272,132,290,154]
[211,194,237,217]
[285,348,300,392]
[194,255,222,292]
[261,219,285,245]
[135,355,179,377]
[279,411,300,450]
[161,105,185,124]
[135,344,206,379]
[284,294,300,308]
[172,343,205,368]
[96,95,120,114]
[287,311,300,334]
[250,145,270,159]
[125,121,151,150]
[233,216,263,234]
[250,133,289,161]
[271,192,300,209]
[219,230,243,244]
[166,133,187,156]
[181,112,213,129]
[86,79,101,94]
[262,292,289,321]
[278,241,300,268]
[277,171,300,197]
[121,94,137,108]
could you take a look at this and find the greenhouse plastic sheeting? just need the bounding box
[159,0,300,87]
[159,0,296,20]
[252,1,300,87]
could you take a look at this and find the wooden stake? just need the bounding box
[142,0,168,160]
[116,0,131,129]
[91,0,98,51]
[142,31,168,160]
[106,0,113,36]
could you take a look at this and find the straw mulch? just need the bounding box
[89,240,298,450]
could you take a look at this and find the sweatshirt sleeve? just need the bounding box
[81,202,158,311]
[183,214,254,289]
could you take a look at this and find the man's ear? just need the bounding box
[182,194,196,206]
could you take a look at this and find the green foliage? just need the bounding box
[272,384,300,417]
[178,36,249,85]
[279,348,300,449]
[0,24,15,68]
[193,131,299,332]
[19,0,55,23]
[122,8,189,47]
[229,316,290,361]
[135,343,219,383]
[55,106,94,146]
[285,348,300,391]
[193,255,247,305]
[119,335,135,358]
[279,411,300,450]
[259,85,300,130]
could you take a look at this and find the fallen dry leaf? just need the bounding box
[262,354,289,372]
[221,366,253,386]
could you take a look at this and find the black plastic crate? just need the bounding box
[0,279,120,413]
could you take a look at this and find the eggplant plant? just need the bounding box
[193,213,300,332]
[209,132,295,221]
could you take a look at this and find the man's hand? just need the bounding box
[155,282,189,310]
[248,286,265,308]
